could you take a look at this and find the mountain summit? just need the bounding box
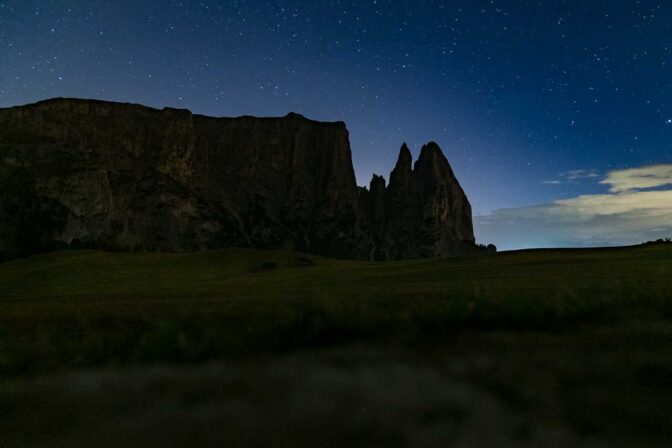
[0,98,477,261]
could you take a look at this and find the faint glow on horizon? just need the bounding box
[476,164,672,249]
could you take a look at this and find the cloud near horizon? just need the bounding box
[476,164,672,250]
[600,164,672,193]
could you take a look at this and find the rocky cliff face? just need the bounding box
[359,143,475,260]
[0,98,476,261]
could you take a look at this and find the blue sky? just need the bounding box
[1,1,670,248]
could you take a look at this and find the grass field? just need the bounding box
[1,246,672,446]
[0,245,671,375]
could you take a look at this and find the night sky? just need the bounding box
[1,1,671,249]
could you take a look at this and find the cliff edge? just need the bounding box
[0,98,477,261]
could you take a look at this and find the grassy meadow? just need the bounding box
[0,244,670,375]
[2,245,672,446]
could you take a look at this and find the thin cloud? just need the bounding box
[543,169,600,185]
[476,164,672,250]
[562,169,600,181]
[600,164,672,193]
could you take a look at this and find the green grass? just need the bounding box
[1,245,671,376]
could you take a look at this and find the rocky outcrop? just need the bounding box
[360,143,475,260]
[0,98,478,261]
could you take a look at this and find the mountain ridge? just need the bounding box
[0,97,480,261]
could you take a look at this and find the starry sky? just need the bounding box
[1,0,671,249]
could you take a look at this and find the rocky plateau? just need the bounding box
[0,98,484,261]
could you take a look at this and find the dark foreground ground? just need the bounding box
[1,245,671,446]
